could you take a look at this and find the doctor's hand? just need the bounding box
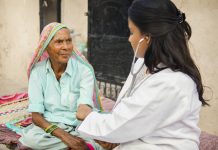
[95,140,119,150]
[76,104,93,121]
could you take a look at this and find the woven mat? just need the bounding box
[0,98,30,126]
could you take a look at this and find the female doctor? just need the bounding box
[76,0,209,149]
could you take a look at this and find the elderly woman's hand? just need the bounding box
[76,104,93,121]
[57,130,88,150]
[95,140,119,150]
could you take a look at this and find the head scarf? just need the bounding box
[27,22,102,111]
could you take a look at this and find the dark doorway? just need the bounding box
[40,0,61,32]
[88,0,133,99]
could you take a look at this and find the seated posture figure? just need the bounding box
[76,0,209,150]
[19,22,103,150]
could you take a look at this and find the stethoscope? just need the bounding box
[127,37,145,97]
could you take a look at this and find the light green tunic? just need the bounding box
[19,57,104,150]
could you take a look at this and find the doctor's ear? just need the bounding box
[144,35,151,44]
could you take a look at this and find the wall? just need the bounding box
[0,0,87,95]
[61,0,88,43]
[173,0,218,135]
[0,0,39,95]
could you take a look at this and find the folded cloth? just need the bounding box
[5,116,32,134]
[0,92,28,104]
[101,97,115,112]
[0,126,31,150]
[200,131,218,150]
[87,143,95,150]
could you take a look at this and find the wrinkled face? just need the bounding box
[128,18,150,58]
[46,28,73,65]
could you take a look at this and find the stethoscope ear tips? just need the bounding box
[139,38,145,43]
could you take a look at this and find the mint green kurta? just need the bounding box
[28,57,94,126]
[19,57,103,150]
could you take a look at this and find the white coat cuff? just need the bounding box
[77,111,99,138]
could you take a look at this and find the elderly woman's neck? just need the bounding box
[50,61,67,81]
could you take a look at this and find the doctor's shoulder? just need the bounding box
[148,69,197,92]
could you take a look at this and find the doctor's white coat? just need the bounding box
[78,59,201,150]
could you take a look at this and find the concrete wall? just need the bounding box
[0,0,39,94]
[0,0,88,95]
[172,0,218,135]
[61,0,88,42]
[0,0,217,135]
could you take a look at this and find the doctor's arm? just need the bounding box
[77,102,120,149]
[77,77,190,143]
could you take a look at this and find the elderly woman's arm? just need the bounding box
[31,112,50,129]
[32,112,66,139]
[76,104,93,121]
[32,112,88,150]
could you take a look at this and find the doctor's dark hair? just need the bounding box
[128,0,208,106]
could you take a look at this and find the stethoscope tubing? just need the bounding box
[127,38,145,96]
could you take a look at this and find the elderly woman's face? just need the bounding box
[47,28,73,64]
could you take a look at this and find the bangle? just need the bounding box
[44,124,53,132]
[44,124,59,134]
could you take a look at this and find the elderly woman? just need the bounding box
[19,23,104,150]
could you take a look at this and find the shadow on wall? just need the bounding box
[0,77,28,96]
